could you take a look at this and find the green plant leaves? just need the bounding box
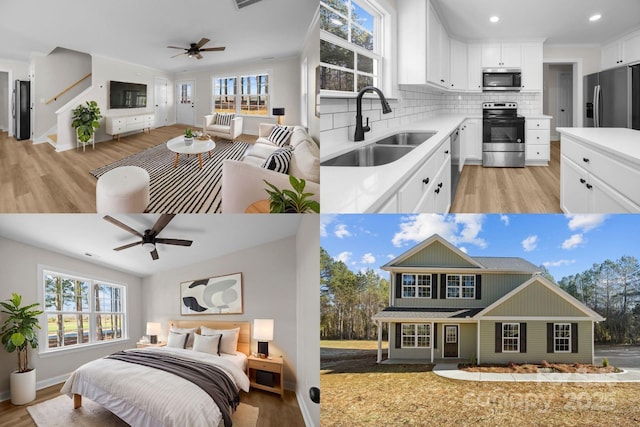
[71,101,103,144]
[263,176,320,213]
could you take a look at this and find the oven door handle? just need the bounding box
[483,118,522,123]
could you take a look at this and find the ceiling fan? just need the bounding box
[104,214,193,260]
[167,38,226,59]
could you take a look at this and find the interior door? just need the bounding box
[176,80,195,126]
[557,71,573,131]
[154,77,172,128]
[443,325,458,358]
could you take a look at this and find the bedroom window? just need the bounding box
[502,323,520,353]
[402,274,431,298]
[212,73,269,117]
[446,274,475,299]
[41,269,127,352]
[320,0,383,93]
[401,323,431,348]
[554,323,571,353]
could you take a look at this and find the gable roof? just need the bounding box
[473,257,540,273]
[475,274,605,321]
[382,234,484,270]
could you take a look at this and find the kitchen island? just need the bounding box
[557,127,640,213]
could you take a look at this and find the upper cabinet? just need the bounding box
[467,44,482,92]
[481,43,521,68]
[601,29,640,70]
[520,44,543,92]
[450,39,467,90]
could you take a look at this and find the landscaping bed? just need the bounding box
[459,361,622,374]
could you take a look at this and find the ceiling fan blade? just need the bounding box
[150,248,159,261]
[200,47,226,52]
[195,37,210,49]
[113,241,142,251]
[155,238,193,247]
[150,214,176,236]
[171,52,187,58]
[167,46,187,50]
[196,54,203,60]
[103,215,143,238]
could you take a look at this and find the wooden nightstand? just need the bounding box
[136,342,166,348]
[247,355,284,397]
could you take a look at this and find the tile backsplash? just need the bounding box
[320,85,541,153]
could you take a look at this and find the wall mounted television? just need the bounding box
[109,80,147,109]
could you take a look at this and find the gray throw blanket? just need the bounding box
[107,350,239,427]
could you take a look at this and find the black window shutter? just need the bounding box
[475,275,482,300]
[494,322,502,353]
[520,323,527,353]
[547,323,554,353]
[395,273,402,299]
[571,323,578,353]
[434,323,438,349]
[395,323,402,349]
[440,274,447,299]
[431,273,438,299]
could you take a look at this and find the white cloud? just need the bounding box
[319,214,336,238]
[334,224,352,239]
[391,214,487,248]
[543,259,576,267]
[459,246,468,254]
[566,214,606,232]
[334,251,352,263]
[521,235,538,252]
[386,254,395,260]
[562,234,585,250]
[500,215,510,226]
[361,253,376,264]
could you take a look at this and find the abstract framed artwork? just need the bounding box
[180,272,243,315]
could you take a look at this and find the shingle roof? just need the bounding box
[373,307,484,320]
[472,257,540,272]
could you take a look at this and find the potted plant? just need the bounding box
[0,293,43,405]
[263,176,320,213]
[71,100,102,149]
[184,128,194,146]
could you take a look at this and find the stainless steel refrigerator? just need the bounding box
[13,80,30,140]
[584,64,640,130]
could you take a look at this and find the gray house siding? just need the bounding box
[396,240,479,268]
[388,322,477,360]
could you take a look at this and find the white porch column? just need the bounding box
[430,322,434,363]
[377,320,383,363]
[476,320,481,365]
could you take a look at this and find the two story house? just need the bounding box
[372,234,604,365]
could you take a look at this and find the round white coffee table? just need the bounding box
[166,136,216,169]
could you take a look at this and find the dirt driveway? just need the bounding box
[595,345,640,369]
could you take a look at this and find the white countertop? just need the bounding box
[522,114,553,119]
[321,114,469,213]
[557,127,640,166]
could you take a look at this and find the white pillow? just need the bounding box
[167,331,189,349]
[290,139,320,183]
[170,326,197,347]
[201,326,240,355]
[193,333,222,355]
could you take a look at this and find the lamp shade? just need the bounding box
[272,108,285,116]
[253,319,274,341]
[146,322,161,336]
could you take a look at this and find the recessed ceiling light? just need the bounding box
[589,14,601,22]
[490,16,499,23]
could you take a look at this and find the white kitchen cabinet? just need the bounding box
[601,29,640,70]
[467,44,482,92]
[602,40,623,70]
[482,43,521,68]
[525,118,550,165]
[439,26,451,88]
[377,193,398,213]
[520,44,543,91]
[622,31,640,65]
[106,113,154,141]
[461,119,481,164]
[415,157,451,213]
[450,39,467,91]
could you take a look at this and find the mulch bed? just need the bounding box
[459,362,622,373]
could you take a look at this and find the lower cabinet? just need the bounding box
[525,118,550,166]
[461,119,481,164]
[415,157,451,212]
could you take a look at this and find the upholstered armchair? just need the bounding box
[203,114,243,142]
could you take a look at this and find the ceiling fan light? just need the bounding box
[142,242,156,252]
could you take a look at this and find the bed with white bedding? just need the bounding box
[61,321,250,427]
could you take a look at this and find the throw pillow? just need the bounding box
[216,113,235,126]
[170,326,197,347]
[192,333,222,355]
[267,125,292,147]
[201,326,240,355]
[167,331,189,349]
[262,146,293,174]
[289,139,320,183]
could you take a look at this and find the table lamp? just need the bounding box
[146,322,161,344]
[253,319,274,357]
[272,108,285,125]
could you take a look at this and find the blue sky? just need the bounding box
[320,214,640,281]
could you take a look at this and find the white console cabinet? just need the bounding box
[106,113,154,141]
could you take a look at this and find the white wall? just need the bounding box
[0,236,143,401]
[543,45,601,76]
[301,9,320,143]
[141,235,300,389]
[176,56,302,135]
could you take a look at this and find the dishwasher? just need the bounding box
[450,127,461,202]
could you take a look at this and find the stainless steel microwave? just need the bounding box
[482,68,522,91]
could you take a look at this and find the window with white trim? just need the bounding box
[320,0,382,93]
[42,269,127,352]
[401,323,431,348]
[554,323,571,353]
[212,73,269,116]
[402,274,431,298]
[446,274,475,299]
[502,323,520,352]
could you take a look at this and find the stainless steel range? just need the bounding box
[482,102,525,167]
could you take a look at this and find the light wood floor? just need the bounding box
[0,128,257,213]
[0,382,306,427]
[450,141,562,213]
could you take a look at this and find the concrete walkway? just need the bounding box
[433,363,640,382]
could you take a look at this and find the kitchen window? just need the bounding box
[40,268,127,353]
[446,274,476,299]
[320,0,383,93]
[212,73,269,116]
[502,323,520,353]
[401,323,431,348]
[402,273,431,298]
[554,323,571,353]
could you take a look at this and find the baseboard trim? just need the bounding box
[296,389,317,427]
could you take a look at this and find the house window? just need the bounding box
[401,323,431,348]
[502,323,520,352]
[42,269,127,352]
[212,73,269,116]
[320,0,382,93]
[402,274,431,298]
[446,274,475,299]
[554,323,571,353]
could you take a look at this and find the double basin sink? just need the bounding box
[321,131,436,167]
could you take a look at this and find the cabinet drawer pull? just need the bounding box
[444,150,449,154]
[437,182,443,188]
[586,183,593,190]
[583,157,590,163]
[579,178,586,184]
[422,177,430,185]
[435,188,440,194]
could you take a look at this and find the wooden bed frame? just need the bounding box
[74,320,251,409]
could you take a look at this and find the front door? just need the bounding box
[176,80,195,126]
[154,77,172,128]
[444,325,459,358]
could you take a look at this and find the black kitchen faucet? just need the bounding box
[354,86,392,141]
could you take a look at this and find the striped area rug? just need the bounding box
[90,141,249,213]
